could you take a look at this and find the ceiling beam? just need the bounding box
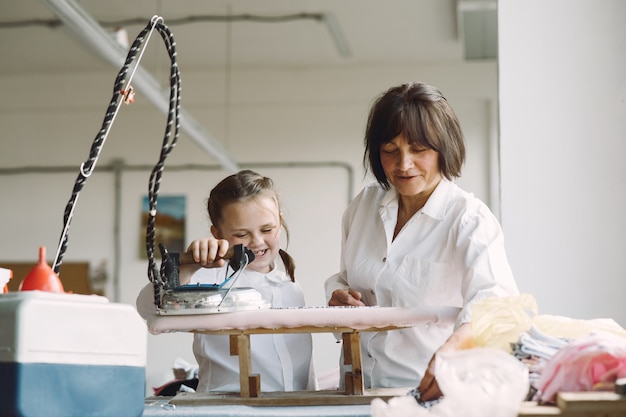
[39,0,239,172]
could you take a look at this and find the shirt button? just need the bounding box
[382,257,386,262]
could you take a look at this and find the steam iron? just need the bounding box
[156,244,271,315]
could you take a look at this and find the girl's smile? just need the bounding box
[211,194,282,275]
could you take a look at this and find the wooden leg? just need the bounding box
[349,331,364,395]
[342,333,352,365]
[342,331,364,395]
[249,374,261,397]
[344,371,354,395]
[229,333,258,397]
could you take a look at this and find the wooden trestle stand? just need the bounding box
[169,324,411,406]
[141,305,461,406]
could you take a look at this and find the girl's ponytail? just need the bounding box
[279,249,296,282]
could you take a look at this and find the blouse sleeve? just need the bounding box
[454,203,519,328]
[136,283,158,320]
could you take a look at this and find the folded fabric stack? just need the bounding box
[511,326,571,399]
[532,332,626,403]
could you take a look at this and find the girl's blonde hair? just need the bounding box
[207,170,296,281]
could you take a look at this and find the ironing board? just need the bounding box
[142,305,460,401]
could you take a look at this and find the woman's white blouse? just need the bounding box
[325,178,519,388]
[189,265,316,392]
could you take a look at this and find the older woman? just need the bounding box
[325,82,519,401]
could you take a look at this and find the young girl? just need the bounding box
[140,170,316,393]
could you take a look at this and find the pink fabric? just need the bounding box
[143,306,460,335]
[536,332,626,403]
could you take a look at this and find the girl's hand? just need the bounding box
[178,238,229,285]
[186,238,230,267]
[328,289,366,307]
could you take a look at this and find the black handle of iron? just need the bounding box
[159,243,255,288]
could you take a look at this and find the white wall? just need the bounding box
[499,1,626,323]
[0,62,497,392]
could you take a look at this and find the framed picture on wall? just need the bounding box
[139,195,186,259]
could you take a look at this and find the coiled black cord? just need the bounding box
[145,23,181,308]
[52,17,181,309]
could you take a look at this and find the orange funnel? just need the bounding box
[19,246,65,293]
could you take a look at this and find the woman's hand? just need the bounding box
[416,323,473,402]
[417,352,442,402]
[328,289,366,307]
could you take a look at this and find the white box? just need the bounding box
[0,291,147,417]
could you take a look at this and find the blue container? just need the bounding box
[0,292,147,417]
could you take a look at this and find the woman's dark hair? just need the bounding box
[364,82,465,189]
[207,170,296,281]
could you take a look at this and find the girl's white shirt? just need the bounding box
[190,264,316,392]
[325,178,519,389]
